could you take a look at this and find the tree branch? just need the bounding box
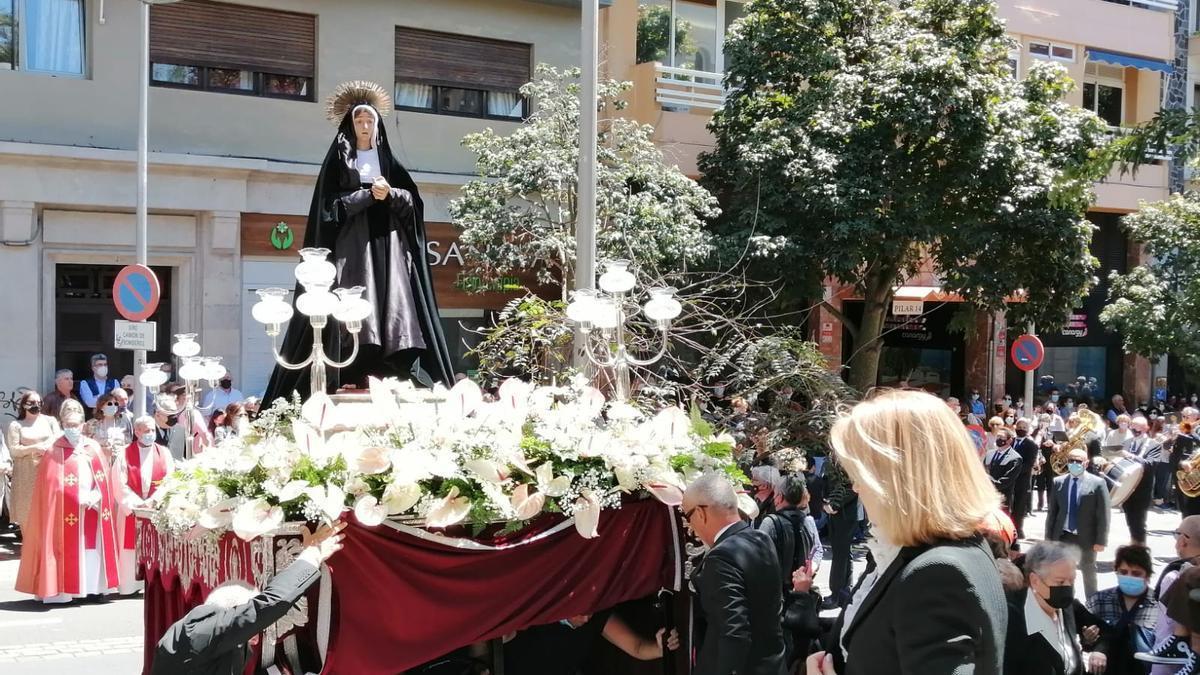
[820,300,859,340]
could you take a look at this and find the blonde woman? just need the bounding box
[808,389,1006,675]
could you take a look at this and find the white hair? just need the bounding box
[133,415,156,433]
[204,580,259,609]
[1024,541,1081,579]
[750,465,782,491]
[684,472,739,514]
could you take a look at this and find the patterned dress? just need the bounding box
[6,415,61,526]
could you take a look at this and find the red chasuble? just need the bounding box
[115,441,171,550]
[15,437,121,598]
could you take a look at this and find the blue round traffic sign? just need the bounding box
[113,264,161,322]
[1010,334,1045,373]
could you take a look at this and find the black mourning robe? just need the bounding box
[263,109,454,404]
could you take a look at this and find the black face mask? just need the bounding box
[1043,584,1074,609]
[25,404,41,415]
[1016,429,1028,437]
[219,379,232,389]
[165,414,179,427]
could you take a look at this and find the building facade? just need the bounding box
[603,0,1178,408]
[0,0,585,410]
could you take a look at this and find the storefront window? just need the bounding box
[1035,346,1107,405]
[879,347,953,398]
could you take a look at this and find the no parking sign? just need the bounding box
[112,264,161,322]
[1010,334,1045,373]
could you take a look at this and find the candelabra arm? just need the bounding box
[270,332,316,371]
[582,332,618,369]
[624,329,671,367]
[323,331,361,369]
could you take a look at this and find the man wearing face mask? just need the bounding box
[112,416,174,595]
[153,394,187,462]
[1046,448,1111,599]
[1010,418,1040,549]
[1120,417,1162,546]
[970,391,986,418]
[202,376,245,416]
[1087,545,1157,675]
[79,354,121,418]
[15,410,120,604]
[984,428,1022,516]
[1005,541,1091,675]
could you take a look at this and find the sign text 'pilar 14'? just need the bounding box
[112,264,160,351]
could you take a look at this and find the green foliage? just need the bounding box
[1101,193,1200,367]
[469,295,575,387]
[702,0,1109,387]
[450,64,718,300]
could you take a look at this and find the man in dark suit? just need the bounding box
[984,428,1022,516]
[151,522,346,675]
[1120,416,1161,545]
[1010,418,1040,546]
[1046,449,1111,599]
[683,473,786,675]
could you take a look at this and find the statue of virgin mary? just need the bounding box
[264,81,454,402]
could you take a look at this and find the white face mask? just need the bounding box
[139,432,157,447]
[102,404,117,417]
[63,427,82,445]
[95,365,108,378]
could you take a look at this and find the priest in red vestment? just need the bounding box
[15,410,120,603]
[113,415,174,595]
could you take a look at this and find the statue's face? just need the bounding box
[353,110,376,148]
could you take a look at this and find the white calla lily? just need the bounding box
[353,495,387,526]
[535,462,571,497]
[573,491,600,539]
[301,392,341,431]
[232,498,284,541]
[382,482,423,515]
[197,497,239,529]
[305,484,346,522]
[510,483,545,520]
[426,487,472,528]
[465,458,510,484]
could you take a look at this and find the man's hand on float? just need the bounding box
[299,521,347,566]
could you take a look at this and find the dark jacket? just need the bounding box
[1045,472,1110,549]
[694,521,787,675]
[833,537,1006,675]
[1011,436,1040,489]
[1004,588,1083,675]
[984,447,1023,508]
[1124,435,1162,508]
[151,559,320,675]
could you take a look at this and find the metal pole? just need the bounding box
[1024,323,1036,418]
[576,0,598,293]
[573,0,599,371]
[133,0,150,417]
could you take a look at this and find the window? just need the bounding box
[1029,40,1075,63]
[394,27,531,121]
[637,0,746,73]
[0,0,85,75]
[1007,49,1020,79]
[149,0,315,101]
[1083,63,1124,127]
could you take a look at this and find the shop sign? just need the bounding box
[269,222,295,251]
[891,299,924,316]
[114,319,158,351]
[1061,311,1088,338]
[884,314,933,342]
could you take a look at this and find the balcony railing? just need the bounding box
[1101,0,1178,12]
[1106,125,1172,161]
[655,65,727,111]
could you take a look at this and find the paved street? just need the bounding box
[0,500,1187,674]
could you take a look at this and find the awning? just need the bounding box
[889,285,1027,304]
[1085,48,1173,74]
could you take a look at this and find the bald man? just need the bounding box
[1142,516,1200,674]
[1046,448,1111,598]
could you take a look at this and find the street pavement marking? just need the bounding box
[0,635,142,663]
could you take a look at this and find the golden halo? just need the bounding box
[325,80,392,123]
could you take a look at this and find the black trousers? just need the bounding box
[1124,499,1150,543]
[1155,462,1174,502]
[827,498,859,600]
[1011,486,1032,540]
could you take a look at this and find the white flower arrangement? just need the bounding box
[150,377,743,541]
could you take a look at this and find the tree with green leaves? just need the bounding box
[635,4,694,65]
[701,0,1110,392]
[450,64,717,302]
[1101,194,1200,368]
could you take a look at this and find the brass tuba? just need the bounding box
[1178,422,1200,498]
[1050,413,1100,475]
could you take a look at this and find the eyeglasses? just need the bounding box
[682,505,709,522]
[1067,459,1084,466]
[1175,530,1191,539]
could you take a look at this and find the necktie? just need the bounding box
[1066,478,1079,533]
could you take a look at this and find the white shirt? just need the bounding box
[354,147,383,182]
[1024,590,1078,674]
[203,388,245,414]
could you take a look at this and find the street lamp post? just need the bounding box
[250,247,373,397]
[134,0,182,417]
[566,261,682,401]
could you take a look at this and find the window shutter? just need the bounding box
[395,27,531,91]
[150,0,316,78]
